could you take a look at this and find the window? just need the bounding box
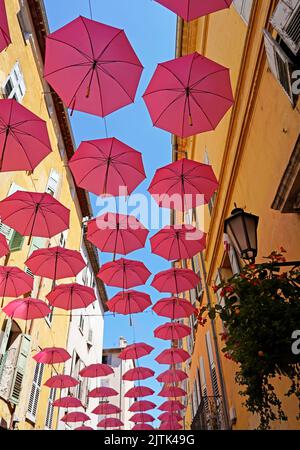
[3,63,26,102]
[192,254,202,298]
[199,356,209,416]
[233,0,253,24]
[0,183,26,253]
[25,237,47,298]
[45,169,60,197]
[203,150,217,216]
[45,388,56,430]
[205,332,220,398]
[27,362,44,421]
[79,315,85,334]
[270,0,300,56]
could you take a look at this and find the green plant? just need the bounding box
[199,249,300,429]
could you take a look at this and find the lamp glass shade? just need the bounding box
[224,209,259,261]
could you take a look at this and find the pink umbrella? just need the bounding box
[2,298,51,320]
[158,412,182,422]
[69,138,146,197]
[119,343,154,360]
[97,258,151,289]
[154,322,191,340]
[0,192,70,243]
[88,387,118,398]
[87,213,149,258]
[107,290,151,324]
[52,397,83,408]
[0,266,33,307]
[159,400,185,412]
[0,234,9,258]
[122,367,154,381]
[143,52,233,138]
[152,297,197,319]
[33,347,71,365]
[0,0,10,52]
[129,413,155,423]
[159,421,182,430]
[75,426,94,431]
[79,363,114,378]
[92,403,121,415]
[132,424,154,430]
[125,386,154,398]
[44,16,143,117]
[0,99,52,172]
[150,225,206,261]
[149,159,218,212]
[46,283,96,311]
[98,418,123,429]
[61,412,90,423]
[129,400,156,412]
[151,268,200,294]
[158,385,187,398]
[44,374,79,389]
[155,348,190,365]
[154,0,232,21]
[157,369,188,384]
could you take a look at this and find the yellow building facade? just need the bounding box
[172,0,300,430]
[0,0,106,430]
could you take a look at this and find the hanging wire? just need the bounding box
[88,0,93,19]
[104,117,109,138]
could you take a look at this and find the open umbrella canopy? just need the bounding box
[158,412,182,422]
[143,52,233,138]
[0,0,10,52]
[79,363,114,378]
[125,386,154,398]
[92,403,121,415]
[0,99,52,172]
[61,412,90,423]
[154,322,191,340]
[0,191,70,241]
[75,426,94,431]
[44,374,79,389]
[159,421,182,430]
[0,266,33,302]
[157,369,188,384]
[2,298,51,320]
[148,159,218,212]
[122,367,154,381]
[158,385,187,398]
[159,400,185,412]
[33,347,71,365]
[52,396,83,408]
[154,0,233,21]
[132,423,154,430]
[44,16,143,117]
[88,387,118,398]
[128,400,156,412]
[0,233,9,258]
[69,138,146,197]
[107,290,152,315]
[151,267,200,294]
[119,342,154,360]
[25,247,85,281]
[150,225,206,261]
[152,297,197,319]
[129,413,155,423]
[98,418,123,428]
[87,213,149,257]
[97,258,151,289]
[155,348,190,365]
[46,283,96,310]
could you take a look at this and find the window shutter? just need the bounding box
[0,222,14,242]
[0,183,26,252]
[205,332,220,398]
[9,231,25,252]
[270,0,300,55]
[13,63,26,100]
[45,387,56,429]
[27,361,44,419]
[0,318,12,356]
[45,170,60,197]
[9,334,31,404]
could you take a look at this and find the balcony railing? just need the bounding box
[191,396,226,430]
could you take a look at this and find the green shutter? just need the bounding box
[9,334,31,405]
[9,230,25,252]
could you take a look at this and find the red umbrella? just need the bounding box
[158,412,182,422]
[159,421,182,430]
[0,266,33,307]
[150,225,206,261]
[129,413,155,423]
[154,322,191,340]
[25,247,85,283]
[149,159,218,212]
[98,418,123,429]
[97,258,151,289]
[154,0,232,21]
[122,367,154,381]
[87,213,149,258]
[158,385,187,398]
[44,374,79,389]
[107,290,151,324]
[0,234,9,258]
[79,363,114,378]
[157,369,188,384]
[0,99,52,172]
[129,400,156,412]
[33,347,71,365]
[52,396,83,408]
[143,52,233,138]
[159,400,185,412]
[2,298,51,320]
[46,283,95,311]
[132,424,154,430]
[151,267,200,294]
[69,138,146,197]
[0,0,10,53]
[92,403,121,415]
[44,16,143,118]
[88,387,118,398]
[61,412,90,423]
[0,192,70,243]
[119,343,154,361]
[125,386,154,398]
[155,348,190,365]
[75,426,94,431]
[152,297,197,319]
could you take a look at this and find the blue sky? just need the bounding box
[44,0,176,427]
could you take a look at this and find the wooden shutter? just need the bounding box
[45,170,60,197]
[9,334,31,404]
[27,361,44,419]
[45,388,56,429]
[0,183,26,252]
[270,0,300,55]
[199,357,209,415]
[233,0,253,23]
[0,319,12,356]
[205,332,220,398]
